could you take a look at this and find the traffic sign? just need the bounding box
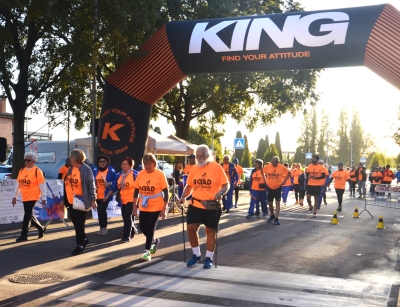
[360,157,367,163]
[234,138,245,149]
[305,152,312,159]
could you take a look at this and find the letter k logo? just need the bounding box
[102,123,124,141]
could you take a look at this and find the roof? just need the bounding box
[0,112,14,119]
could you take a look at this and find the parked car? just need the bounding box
[0,164,12,179]
[241,168,253,190]
[157,160,174,179]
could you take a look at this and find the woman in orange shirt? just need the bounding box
[133,153,169,261]
[331,162,350,212]
[12,152,47,242]
[247,159,267,218]
[292,163,303,204]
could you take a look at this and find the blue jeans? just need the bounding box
[281,186,291,203]
[248,189,267,215]
[318,186,327,207]
[223,184,234,210]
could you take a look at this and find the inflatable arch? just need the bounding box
[97,4,400,168]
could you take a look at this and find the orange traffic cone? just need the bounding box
[353,206,359,218]
[376,215,385,229]
[331,212,339,225]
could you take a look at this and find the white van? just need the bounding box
[6,140,91,179]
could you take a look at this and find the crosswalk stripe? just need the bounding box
[106,272,387,307]
[140,260,390,299]
[59,289,220,306]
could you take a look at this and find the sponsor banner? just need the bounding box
[0,179,66,224]
[91,197,122,219]
[375,185,400,193]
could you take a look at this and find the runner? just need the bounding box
[221,155,238,213]
[355,163,367,199]
[292,163,303,205]
[264,156,290,225]
[331,162,350,212]
[281,163,292,205]
[183,154,196,175]
[306,155,328,217]
[298,168,307,206]
[246,159,267,218]
[233,158,244,208]
[317,161,329,208]
[396,168,400,187]
[179,145,229,269]
[349,166,357,197]
[371,167,382,197]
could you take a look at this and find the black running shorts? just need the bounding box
[187,205,222,229]
[267,186,282,202]
[307,185,321,196]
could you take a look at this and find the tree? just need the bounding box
[264,144,279,163]
[187,126,222,158]
[241,137,252,167]
[275,132,282,161]
[153,0,320,141]
[234,131,244,162]
[256,138,267,160]
[317,111,329,159]
[335,109,351,165]
[309,108,318,155]
[350,108,374,163]
[293,146,305,165]
[296,109,312,154]
[265,135,269,148]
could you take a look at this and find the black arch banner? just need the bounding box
[97,4,400,169]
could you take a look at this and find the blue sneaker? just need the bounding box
[267,215,275,223]
[187,254,202,267]
[246,214,254,218]
[203,257,213,269]
[273,219,280,225]
[262,212,267,217]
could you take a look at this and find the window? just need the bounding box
[36,152,56,163]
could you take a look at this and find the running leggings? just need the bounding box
[293,184,300,201]
[139,211,161,250]
[234,186,240,204]
[336,189,345,206]
[350,181,356,195]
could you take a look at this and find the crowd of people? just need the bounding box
[11,146,400,269]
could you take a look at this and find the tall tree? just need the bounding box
[256,138,267,160]
[275,131,283,161]
[187,126,223,158]
[265,135,269,149]
[350,108,373,163]
[241,135,251,167]
[309,108,318,156]
[234,130,244,162]
[264,144,280,163]
[335,109,351,164]
[296,110,312,155]
[317,111,329,158]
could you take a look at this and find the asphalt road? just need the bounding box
[1,189,400,306]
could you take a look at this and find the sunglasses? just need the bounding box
[99,160,107,163]
[24,159,32,162]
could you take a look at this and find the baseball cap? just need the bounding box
[189,154,195,159]
[233,158,239,163]
[337,162,343,166]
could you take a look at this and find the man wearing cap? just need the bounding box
[221,155,238,213]
[331,163,350,211]
[306,155,328,217]
[183,154,196,175]
[233,158,244,208]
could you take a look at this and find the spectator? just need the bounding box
[221,155,238,213]
[58,158,71,179]
[355,163,367,199]
[233,158,244,208]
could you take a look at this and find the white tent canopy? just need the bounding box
[167,134,197,155]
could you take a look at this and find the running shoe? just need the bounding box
[267,215,275,223]
[283,202,287,205]
[262,212,268,217]
[142,251,151,261]
[234,204,238,208]
[273,218,280,225]
[337,206,342,212]
[226,209,230,213]
[71,246,84,256]
[150,238,160,254]
[121,237,131,243]
[308,205,313,214]
[254,212,260,217]
[295,201,299,205]
[246,214,254,218]
[203,257,213,269]
[15,237,28,243]
[187,254,202,267]
[313,213,317,218]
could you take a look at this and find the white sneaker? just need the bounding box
[96,228,103,235]
[101,228,108,236]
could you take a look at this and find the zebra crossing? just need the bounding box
[58,260,391,306]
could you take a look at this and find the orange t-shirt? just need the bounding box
[292,169,303,184]
[117,172,135,205]
[332,170,350,189]
[283,169,292,186]
[251,169,265,190]
[183,164,194,174]
[307,164,328,186]
[263,164,288,189]
[96,169,109,199]
[383,170,394,182]
[17,167,45,202]
[357,168,363,180]
[371,171,383,184]
[58,165,69,179]
[187,162,228,209]
[64,167,82,204]
[349,170,357,182]
[236,165,244,184]
[134,169,168,212]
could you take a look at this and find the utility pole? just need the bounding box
[350,128,353,167]
[91,0,98,162]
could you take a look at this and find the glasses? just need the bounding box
[99,160,107,163]
[24,159,32,162]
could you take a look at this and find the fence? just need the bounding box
[360,184,400,217]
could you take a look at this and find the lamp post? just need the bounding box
[350,128,353,167]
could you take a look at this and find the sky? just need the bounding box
[6,0,400,158]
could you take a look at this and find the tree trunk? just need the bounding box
[11,107,27,179]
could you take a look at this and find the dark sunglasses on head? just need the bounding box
[99,160,107,163]
[24,159,32,162]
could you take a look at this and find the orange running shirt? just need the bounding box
[96,168,109,199]
[349,170,357,182]
[236,165,244,184]
[332,170,350,189]
[64,167,82,204]
[371,171,383,184]
[263,164,288,189]
[134,169,168,212]
[17,167,45,202]
[183,164,193,174]
[58,165,69,180]
[283,168,292,186]
[292,169,303,184]
[383,170,394,182]
[117,172,135,205]
[251,169,265,190]
[357,167,363,180]
[307,164,328,186]
[187,162,228,210]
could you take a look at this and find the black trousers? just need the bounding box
[121,202,134,239]
[68,205,87,246]
[96,199,108,228]
[294,184,300,201]
[234,186,240,204]
[139,211,161,250]
[299,189,306,200]
[382,181,392,196]
[335,189,345,206]
[350,181,356,195]
[21,201,43,238]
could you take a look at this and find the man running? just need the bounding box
[349,166,357,197]
[331,162,350,212]
[233,158,244,208]
[306,155,328,217]
[264,156,290,225]
[221,155,238,213]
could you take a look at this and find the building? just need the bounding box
[0,95,13,145]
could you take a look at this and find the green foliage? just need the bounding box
[264,144,279,163]
[369,152,386,169]
[309,108,318,155]
[241,136,252,167]
[234,130,244,162]
[317,111,329,157]
[293,146,305,165]
[187,126,222,158]
[256,138,267,160]
[275,132,282,161]
[265,135,269,148]
[335,109,351,164]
